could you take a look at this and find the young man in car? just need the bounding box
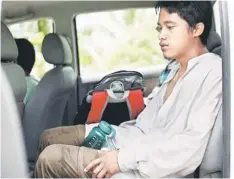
[35,1,222,178]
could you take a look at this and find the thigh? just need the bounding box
[36,144,102,178]
[41,125,85,146]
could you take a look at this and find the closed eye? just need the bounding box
[156,26,162,32]
[167,26,175,30]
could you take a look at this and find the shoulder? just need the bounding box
[26,76,39,86]
[198,53,222,79]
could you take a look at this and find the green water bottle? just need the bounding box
[82,121,116,150]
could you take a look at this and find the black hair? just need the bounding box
[15,38,36,75]
[155,1,213,45]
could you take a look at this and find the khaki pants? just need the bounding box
[35,125,103,178]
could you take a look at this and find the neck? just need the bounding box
[176,43,208,72]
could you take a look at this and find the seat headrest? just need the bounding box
[42,33,72,65]
[206,31,221,53]
[1,21,18,62]
[15,38,36,74]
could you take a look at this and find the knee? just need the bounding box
[37,144,60,164]
[38,129,55,150]
[40,129,52,143]
[35,144,60,177]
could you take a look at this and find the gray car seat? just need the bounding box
[199,107,223,178]
[1,67,28,178]
[197,30,222,178]
[206,31,222,56]
[22,33,76,171]
[1,21,26,119]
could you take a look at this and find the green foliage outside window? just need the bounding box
[76,8,166,76]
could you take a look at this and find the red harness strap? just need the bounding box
[87,91,108,124]
[127,89,145,120]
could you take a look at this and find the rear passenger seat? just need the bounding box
[22,33,76,173]
[206,31,222,56]
[195,31,222,178]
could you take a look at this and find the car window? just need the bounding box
[74,8,167,77]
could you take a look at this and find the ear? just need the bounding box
[193,22,205,37]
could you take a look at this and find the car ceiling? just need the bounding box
[1,0,217,44]
[1,1,156,38]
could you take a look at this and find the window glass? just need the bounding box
[75,8,167,76]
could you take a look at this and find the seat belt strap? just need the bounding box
[127,89,145,120]
[87,91,108,124]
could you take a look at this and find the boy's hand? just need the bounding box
[84,150,120,178]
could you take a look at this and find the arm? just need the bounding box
[118,74,222,178]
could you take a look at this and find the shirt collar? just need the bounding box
[162,53,211,84]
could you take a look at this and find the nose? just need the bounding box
[158,29,167,41]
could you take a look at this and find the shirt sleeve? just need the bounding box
[117,73,222,178]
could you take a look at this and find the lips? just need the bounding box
[160,41,169,45]
[160,42,169,51]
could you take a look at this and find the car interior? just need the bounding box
[1,0,231,178]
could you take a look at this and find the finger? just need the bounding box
[84,158,102,172]
[92,164,104,178]
[105,173,112,178]
[93,163,104,174]
[97,168,107,178]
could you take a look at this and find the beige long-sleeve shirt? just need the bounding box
[85,52,222,178]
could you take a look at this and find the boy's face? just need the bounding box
[157,8,195,59]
